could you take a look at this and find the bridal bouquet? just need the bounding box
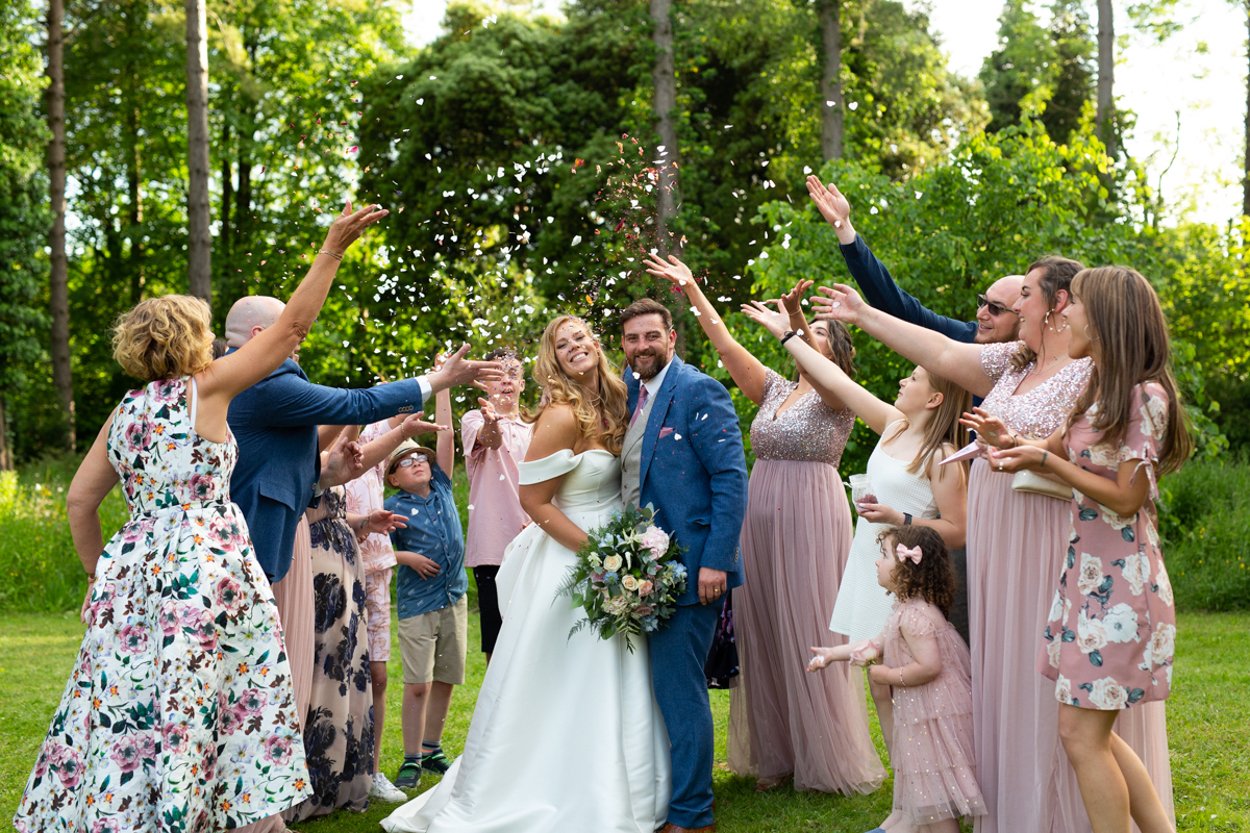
[560,505,687,651]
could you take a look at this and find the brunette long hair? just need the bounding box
[1066,267,1192,475]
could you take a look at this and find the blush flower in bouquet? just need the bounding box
[560,504,687,651]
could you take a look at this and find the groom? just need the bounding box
[620,298,748,833]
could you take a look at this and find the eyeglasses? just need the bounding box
[977,293,1018,317]
[395,454,431,469]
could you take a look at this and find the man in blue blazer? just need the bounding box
[225,295,496,584]
[620,298,748,833]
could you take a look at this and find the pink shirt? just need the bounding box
[461,409,533,568]
[344,420,397,573]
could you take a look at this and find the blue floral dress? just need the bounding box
[14,377,311,832]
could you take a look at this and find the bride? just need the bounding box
[382,315,671,833]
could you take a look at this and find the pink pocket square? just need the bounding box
[658,426,675,439]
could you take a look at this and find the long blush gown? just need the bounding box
[968,343,1173,833]
[729,369,885,793]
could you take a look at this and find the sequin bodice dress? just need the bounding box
[730,369,885,794]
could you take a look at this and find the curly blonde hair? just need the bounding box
[112,295,215,382]
[527,315,629,454]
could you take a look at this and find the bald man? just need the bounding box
[224,294,493,585]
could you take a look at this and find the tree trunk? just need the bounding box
[185,0,212,303]
[650,0,680,255]
[1095,0,1116,160]
[1243,0,1249,217]
[220,120,233,262]
[46,0,76,453]
[818,0,844,160]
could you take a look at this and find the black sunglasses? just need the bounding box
[977,293,1017,317]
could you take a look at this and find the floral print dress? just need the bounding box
[285,485,374,821]
[14,377,311,833]
[1040,382,1176,709]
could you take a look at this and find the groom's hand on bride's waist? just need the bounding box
[697,567,727,605]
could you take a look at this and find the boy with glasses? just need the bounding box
[383,385,465,792]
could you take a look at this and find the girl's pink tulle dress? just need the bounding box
[884,599,987,825]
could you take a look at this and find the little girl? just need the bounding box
[809,526,985,833]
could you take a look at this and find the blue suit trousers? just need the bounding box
[650,602,721,828]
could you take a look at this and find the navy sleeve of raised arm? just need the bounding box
[256,374,425,428]
[839,234,978,343]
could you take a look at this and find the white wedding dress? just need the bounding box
[381,449,671,833]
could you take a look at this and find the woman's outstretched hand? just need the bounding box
[642,251,696,290]
[740,300,791,339]
[778,279,814,317]
[960,407,1013,449]
[320,201,390,256]
[812,283,866,325]
[805,175,851,231]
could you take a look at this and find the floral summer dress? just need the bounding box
[14,377,311,833]
[1040,382,1176,709]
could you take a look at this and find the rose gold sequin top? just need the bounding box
[978,341,1093,438]
[749,369,855,466]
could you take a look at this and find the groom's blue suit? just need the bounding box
[627,355,748,829]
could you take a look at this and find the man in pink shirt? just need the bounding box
[460,349,532,663]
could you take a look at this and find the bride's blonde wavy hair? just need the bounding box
[526,315,629,454]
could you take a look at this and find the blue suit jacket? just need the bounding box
[227,357,424,582]
[626,355,748,605]
[840,233,977,343]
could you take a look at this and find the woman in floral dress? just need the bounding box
[972,266,1190,833]
[13,202,387,833]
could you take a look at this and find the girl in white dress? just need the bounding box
[381,315,670,833]
[743,296,968,754]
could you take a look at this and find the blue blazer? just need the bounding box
[626,355,748,605]
[227,357,424,582]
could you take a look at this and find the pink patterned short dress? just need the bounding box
[14,377,311,833]
[884,599,986,825]
[1040,382,1176,709]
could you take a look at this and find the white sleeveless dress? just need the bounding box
[828,430,939,642]
[381,449,670,833]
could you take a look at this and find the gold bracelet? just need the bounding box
[896,667,905,686]
[317,248,344,261]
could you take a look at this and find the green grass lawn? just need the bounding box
[2,611,1246,832]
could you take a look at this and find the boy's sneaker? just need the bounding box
[421,749,453,775]
[371,771,410,802]
[394,758,422,789]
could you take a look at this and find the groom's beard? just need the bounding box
[629,349,670,381]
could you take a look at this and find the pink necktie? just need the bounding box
[630,384,649,427]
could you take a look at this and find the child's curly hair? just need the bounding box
[876,525,955,616]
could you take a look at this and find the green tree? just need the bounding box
[0,0,52,468]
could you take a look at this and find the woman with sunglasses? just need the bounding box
[814,259,1173,833]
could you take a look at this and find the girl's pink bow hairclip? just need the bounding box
[896,544,923,564]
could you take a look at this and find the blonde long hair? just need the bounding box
[527,315,629,454]
[1066,266,1192,475]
